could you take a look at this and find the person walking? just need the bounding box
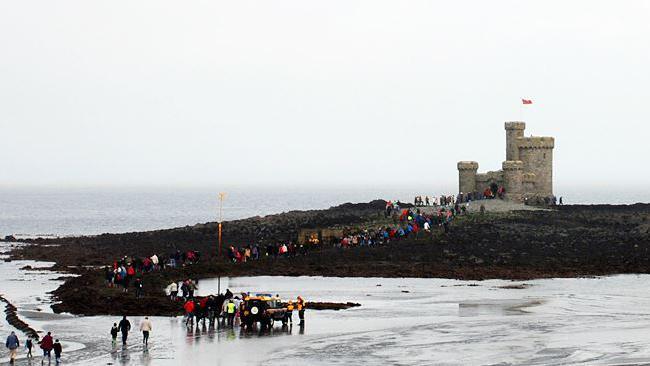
[52,339,62,365]
[183,299,195,326]
[26,338,33,358]
[5,331,19,364]
[40,331,54,365]
[118,316,131,345]
[226,300,236,327]
[139,317,152,346]
[110,323,119,346]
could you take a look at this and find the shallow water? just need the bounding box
[4,255,650,366]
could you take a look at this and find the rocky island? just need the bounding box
[6,200,650,316]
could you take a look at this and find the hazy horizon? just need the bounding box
[2,1,649,187]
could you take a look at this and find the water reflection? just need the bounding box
[17,275,650,365]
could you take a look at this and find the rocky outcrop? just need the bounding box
[13,200,388,266]
[11,202,650,316]
[0,296,39,340]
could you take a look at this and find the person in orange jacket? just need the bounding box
[285,300,294,325]
[296,296,306,325]
[184,299,195,325]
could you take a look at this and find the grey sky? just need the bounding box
[1,1,649,188]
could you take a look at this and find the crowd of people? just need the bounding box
[5,331,62,365]
[410,188,506,209]
[411,195,460,207]
[339,205,464,250]
[219,196,468,266]
[227,242,308,263]
[103,250,202,296]
[177,289,306,329]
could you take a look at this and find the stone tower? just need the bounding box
[457,122,555,201]
[457,161,478,194]
[505,121,525,161]
[502,160,524,201]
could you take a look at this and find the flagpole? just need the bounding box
[217,192,226,295]
[519,99,523,121]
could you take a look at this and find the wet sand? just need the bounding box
[6,267,650,365]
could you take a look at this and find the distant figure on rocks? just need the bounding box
[188,279,197,299]
[5,331,20,364]
[52,339,62,365]
[119,316,131,345]
[559,196,563,205]
[134,278,143,298]
[139,317,152,346]
[110,323,119,346]
[39,331,54,364]
[167,281,178,301]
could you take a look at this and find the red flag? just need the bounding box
[522,99,533,105]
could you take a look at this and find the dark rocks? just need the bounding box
[306,302,361,310]
[0,296,39,340]
[498,284,531,290]
[14,200,388,266]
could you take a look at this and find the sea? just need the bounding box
[0,185,649,238]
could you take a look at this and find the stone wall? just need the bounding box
[475,170,503,193]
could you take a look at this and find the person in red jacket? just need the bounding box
[184,299,195,326]
[39,332,54,363]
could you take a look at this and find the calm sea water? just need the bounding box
[0,185,648,238]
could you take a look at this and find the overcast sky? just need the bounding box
[1,1,649,188]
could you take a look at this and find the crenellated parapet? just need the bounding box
[518,136,555,149]
[457,161,479,170]
[504,121,526,131]
[502,160,524,171]
[476,171,503,181]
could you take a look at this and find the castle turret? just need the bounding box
[505,122,526,161]
[502,160,524,202]
[457,161,478,193]
[517,137,554,196]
